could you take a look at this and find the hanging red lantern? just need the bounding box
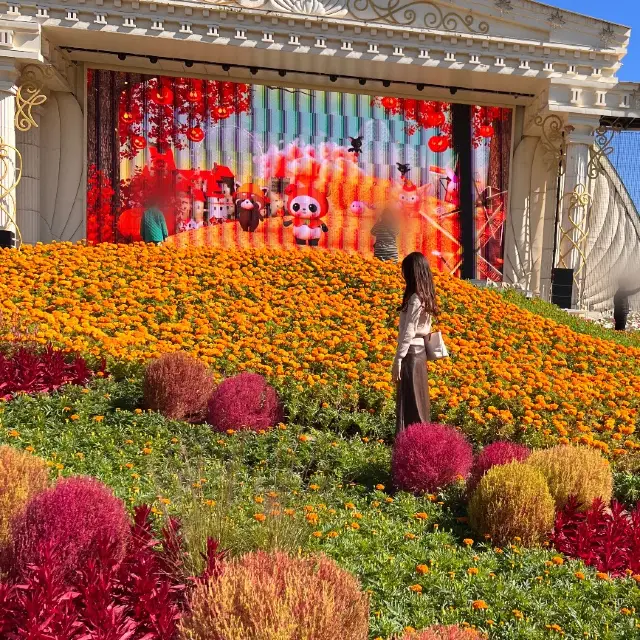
[117,208,143,242]
[131,135,147,151]
[121,111,134,124]
[426,110,446,128]
[152,85,174,105]
[381,96,399,110]
[187,126,205,142]
[479,123,495,138]
[215,105,230,120]
[187,88,203,103]
[428,135,449,153]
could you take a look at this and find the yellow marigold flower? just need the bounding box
[312,531,322,538]
[254,496,264,504]
[621,608,633,616]
[404,533,417,540]
[25,446,34,453]
[409,584,423,593]
[551,556,564,565]
[254,513,266,522]
[385,497,394,503]
[467,567,479,576]
[414,512,429,520]
[512,609,524,620]
[284,508,295,516]
[70,415,79,421]
[596,572,610,581]
[309,484,320,491]
[134,408,143,414]
[298,434,309,443]
[463,538,474,546]
[472,600,488,610]
[345,502,355,510]
[226,429,235,435]
[327,531,339,538]
[142,447,152,455]
[416,564,429,575]
[375,484,385,491]
[93,416,104,422]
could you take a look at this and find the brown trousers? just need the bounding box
[396,345,431,434]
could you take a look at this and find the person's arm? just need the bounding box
[160,212,169,240]
[371,222,380,236]
[392,297,422,381]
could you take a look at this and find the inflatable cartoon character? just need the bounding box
[235,183,265,232]
[398,179,434,218]
[284,184,329,247]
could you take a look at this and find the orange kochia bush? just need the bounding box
[1,243,640,455]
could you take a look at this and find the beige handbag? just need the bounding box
[424,331,449,361]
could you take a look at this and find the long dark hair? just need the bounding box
[399,252,439,315]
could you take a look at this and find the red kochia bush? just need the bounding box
[552,496,640,577]
[392,423,473,493]
[12,476,131,579]
[467,441,531,494]
[143,351,215,421]
[0,344,97,400]
[208,372,282,432]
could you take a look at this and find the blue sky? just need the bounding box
[551,0,638,80]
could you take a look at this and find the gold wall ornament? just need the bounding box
[587,125,621,180]
[15,66,54,133]
[345,0,489,33]
[0,136,23,248]
[535,114,567,175]
[558,183,592,283]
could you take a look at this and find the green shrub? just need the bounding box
[468,461,555,546]
[528,445,613,510]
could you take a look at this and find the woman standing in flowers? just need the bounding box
[392,252,438,433]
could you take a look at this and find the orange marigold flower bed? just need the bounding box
[2,243,640,454]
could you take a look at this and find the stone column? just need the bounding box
[16,105,43,244]
[556,117,597,306]
[0,62,18,236]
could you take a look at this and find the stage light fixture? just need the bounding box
[278,70,287,77]
[149,56,158,64]
[358,78,366,86]
[449,87,458,95]
[185,60,194,68]
[417,83,425,91]
[382,80,391,87]
[222,64,231,71]
[329,75,338,82]
[118,53,127,61]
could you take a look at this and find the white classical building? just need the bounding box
[2,0,640,310]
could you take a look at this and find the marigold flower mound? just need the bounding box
[208,372,282,433]
[467,441,531,494]
[468,461,556,546]
[0,446,49,546]
[528,445,613,511]
[5,243,640,453]
[400,626,483,639]
[392,423,473,493]
[180,550,369,640]
[12,476,131,579]
[143,351,214,421]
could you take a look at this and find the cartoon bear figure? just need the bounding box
[234,183,265,232]
[284,184,329,247]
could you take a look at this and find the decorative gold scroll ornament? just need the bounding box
[15,66,54,133]
[558,183,592,282]
[534,114,567,175]
[0,137,23,248]
[587,125,621,180]
[344,0,489,32]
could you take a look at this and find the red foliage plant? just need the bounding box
[0,504,226,640]
[86,164,116,243]
[208,372,282,433]
[12,476,131,580]
[392,423,473,494]
[551,496,640,577]
[467,441,531,494]
[0,344,99,401]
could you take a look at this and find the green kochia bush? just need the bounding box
[468,461,555,546]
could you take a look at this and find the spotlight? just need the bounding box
[358,78,366,86]
[250,67,259,75]
[222,64,231,71]
[185,60,193,68]
[449,87,458,95]
[117,53,127,61]
[149,56,158,64]
[416,83,425,91]
[329,75,338,82]
[382,80,391,87]
[278,70,287,77]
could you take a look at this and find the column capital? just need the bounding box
[564,114,601,146]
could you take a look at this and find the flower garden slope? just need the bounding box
[3,244,640,453]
